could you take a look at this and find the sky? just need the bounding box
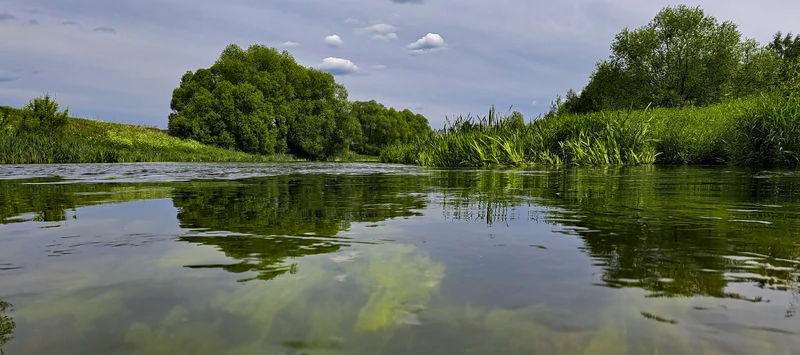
[1,0,799,129]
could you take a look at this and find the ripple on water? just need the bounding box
[0,162,427,183]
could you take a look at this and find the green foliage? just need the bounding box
[168,44,363,160]
[2,94,70,135]
[768,31,800,81]
[0,300,13,349]
[730,70,800,167]
[350,100,431,155]
[555,5,782,114]
[379,140,427,165]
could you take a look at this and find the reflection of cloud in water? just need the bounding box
[157,243,236,271]
[419,286,800,354]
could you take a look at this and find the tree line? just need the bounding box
[548,5,800,116]
[167,44,432,160]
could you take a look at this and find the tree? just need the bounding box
[350,100,431,155]
[768,31,800,81]
[563,5,767,113]
[167,44,361,160]
[730,39,782,98]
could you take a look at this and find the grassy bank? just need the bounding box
[0,108,301,164]
[381,91,800,168]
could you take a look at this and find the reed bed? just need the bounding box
[381,94,800,168]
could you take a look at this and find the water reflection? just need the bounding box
[171,174,430,281]
[430,167,800,301]
[0,178,173,224]
[1,165,800,354]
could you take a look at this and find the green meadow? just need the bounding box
[0,104,298,164]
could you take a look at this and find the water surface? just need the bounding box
[1,163,799,354]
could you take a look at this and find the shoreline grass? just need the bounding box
[381,92,800,168]
[0,116,302,164]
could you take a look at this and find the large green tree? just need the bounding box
[167,44,360,160]
[559,5,780,113]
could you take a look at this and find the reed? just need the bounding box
[381,95,800,168]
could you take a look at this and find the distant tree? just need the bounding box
[730,39,782,98]
[561,5,774,113]
[768,31,800,81]
[350,100,431,155]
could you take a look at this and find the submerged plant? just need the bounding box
[0,301,14,349]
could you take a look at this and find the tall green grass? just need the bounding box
[0,116,301,164]
[382,94,800,168]
[729,89,800,166]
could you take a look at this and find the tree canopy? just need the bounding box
[350,100,431,155]
[167,44,358,160]
[167,44,430,160]
[554,5,785,114]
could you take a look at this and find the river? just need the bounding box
[0,163,798,354]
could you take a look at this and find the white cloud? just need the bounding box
[343,17,360,25]
[370,64,386,70]
[407,33,446,53]
[375,32,397,40]
[324,34,343,47]
[363,23,397,40]
[281,41,300,47]
[318,57,358,75]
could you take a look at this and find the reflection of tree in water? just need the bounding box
[180,235,340,281]
[171,174,430,281]
[0,178,173,224]
[0,300,14,351]
[432,167,800,301]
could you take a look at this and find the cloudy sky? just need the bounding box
[1,0,798,129]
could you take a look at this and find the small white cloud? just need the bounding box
[363,23,398,41]
[531,100,538,106]
[370,64,387,70]
[318,57,358,75]
[281,41,300,47]
[324,34,343,47]
[407,33,446,53]
[375,33,397,40]
[343,17,360,25]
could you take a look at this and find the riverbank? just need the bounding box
[381,92,800,168]
[0,114,301,164]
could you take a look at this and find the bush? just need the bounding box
[19,94,70,135]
